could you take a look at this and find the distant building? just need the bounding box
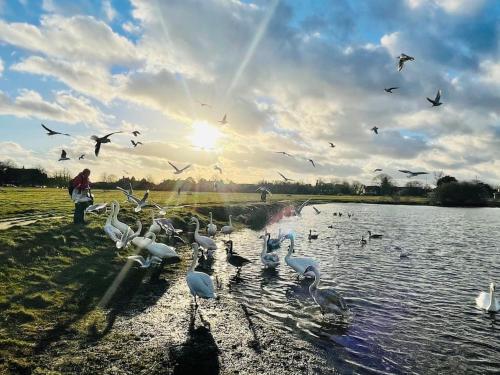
[0,166,48,186]
[362,185,381,195]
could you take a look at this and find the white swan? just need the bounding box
[476,283,500,312]
[127,255,162,268]
[261,233,279,268]
[303,265,349,316]
[103,202,122,243]
[207,212,217,236]
[221,215,234,236]
[141,233,179,260]
[146,213,161,236]
[186,243,216,306]
[191,217,217,252]
[284,234,318,278]
[116,219,142,249]
[111,200,130,234]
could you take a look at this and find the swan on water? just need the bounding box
[476,282,500,312]
[191,217,217,253]
[225,240,251,273]
[284,234,318,278]
[303,265,349,316]
[221,215,234,236]
[207,212,217,236]
[186,243,216,307]
[260,233,280,268]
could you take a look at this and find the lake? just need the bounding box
[212,203,500,374]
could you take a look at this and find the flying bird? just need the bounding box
[218,114,228,125]
[373,168,383,172]
[397,53,414,72]
[278,172,294,182]
[371,126,379,134]
[132,131,141,137]
[198,101,212,108]
[41,123,70,136]
[131,140,143,147]
[384,87,399,93]
[169,161,191,175]
[90,131,122,156]
[308,159,316,167]
[426,89,442,107]
[329,142,335,148]
[398,169,429,178]
[78,154,85,160]
[256,186,272,195]
[214,165,223,174]
[58,150,70,161]
[276,151,293,157]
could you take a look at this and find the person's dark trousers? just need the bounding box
[74,201,91,224]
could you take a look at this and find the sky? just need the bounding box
[0,0,499,186]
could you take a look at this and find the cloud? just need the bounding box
[102,0,116,22]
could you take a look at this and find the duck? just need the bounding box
[127,255,162,268]
[103,202,122,243]
[284,234,318,278]
[303,265,349,316]
[359,236,367,245]
[191,217,217,253]
[260,233,280,269]
[207,212,217,237]
[308,230,319,240]
[221,215,234,236]
[476,282,500,312]
[225,240,251,273]
[186,243,216,307]
[367,230,383,239]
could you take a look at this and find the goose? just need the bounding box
[221,215,234,236]
[312,206,321,214]
[266,228,282,252]
[360,236,367,245]
[476,283,500,312]
[127,255,162,268]
[260,234,280,269]
[103,202,122,243]
[186,243,216,307]
[225,240,251,273]
[303,265,349,316]
[207,212,217,236]
[191,217,217,253]
[142,233,179,261]
[367,230,383,239]
[284,234,318,278]
[308,230,319,240]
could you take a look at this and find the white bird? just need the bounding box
[110,200,142,248]
[116,183,135,204]
[141,233,179,261]
[207,212,217,236]
[256,186,272,195]
[169,161,191,175]
[127,255,162,268]
[295,199,310,216]
[103,202,123,243]
[303,265,349,316]
[85,202,108,214]
[261,233,280,268]
[221,215,234,236]
[146,213,161,236]
[117,220,142,249]
[129,190,149,212]
[476,282,500,312]
[150,201,168,216]
[191,217,217,253]
[186,243,216,307]
[284,234,318,278]
[397,53,414,71]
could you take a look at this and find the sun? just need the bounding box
[190,122,221,150]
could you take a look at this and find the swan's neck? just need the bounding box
[113,201,120,221]
[261,235,269,257]
[489,288,497,310]
[286,237,294,258]
[190,247,198,271]
[193,220,199,236]
[309,268,320,293]
[229,216,232,226]
[106,203,114,224]
[209,213,213,224]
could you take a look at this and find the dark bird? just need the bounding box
[276,151,293,157]
[41,123,70,136]
[58,150,70,161]
[78,154,85,160]
[398,169,429,178]
[225,240,251,273]
[168,161,191,174]
[131,140,143,147]
[371,126,379,134]
[329,142,335,148]
[214,165,223,174]
[426,89,442,107]
[198,101,212,108]
[218,114,228,124]
[278,172,294,182]
[308,159,316,167]
[373,168,383,172]
[90,131,122,156]
[312,206,321,214]
[367,230,383,239]
[308,230,319,240]
[384,87,399,93]
[397,53,414,72]
[132,130,141,137]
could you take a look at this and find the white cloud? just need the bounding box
[102,0,116,22]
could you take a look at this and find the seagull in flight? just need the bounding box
[79,154,85,160]
[275,151,293,157]
[198,101,212,108]
[308,159,316,167]
[329,142,335,148]
[41,123,70,136]
[214,165,223,174]
[397,53,414,72]
[218,114,228,125]
[278,172,294,182]
[169,161,191,175]
[116,183,136,204]
[58,150,70,161]
[371,126,379,134]
[131,140,143,147]
[384,87,399,93]
[373,168,383,172]
[256,186,272,195]
[426,89,442,107]
[91,131,122,156]
[398,170,429,178]
[132,130,141,137]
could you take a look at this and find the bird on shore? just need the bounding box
[207,212,217,236]
[131,140,143,147]
[58,150,70,161]
[303,265,349,316]
[308,230,318,240]
[295,199,310,216]
[397,53,414,71]
[329,142,335,148]
[367,230,383,239]
[214,165,223,174]
[42,123,70,136]
[285,234,318,278]
[132,130,141,137]
[169,161,191,175]
[150,201,168,216]
[186,243,216,308]
[91,131,122,156]
[278,172,294,182]
[78,154,85,160]
[476,282,499,312]
[398,169,429,178]
[308,159,316,167]
[384,87,399,93]
[225,240,251,273]
[218,114,228,125]
[312,206,321,215]
[85,202,108,214]
[374,168,383,172]
[371,126,379,134]
[221,215,234,237]
[276,151,293,157]
[426,89,442,107]
[191,217,217,255]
